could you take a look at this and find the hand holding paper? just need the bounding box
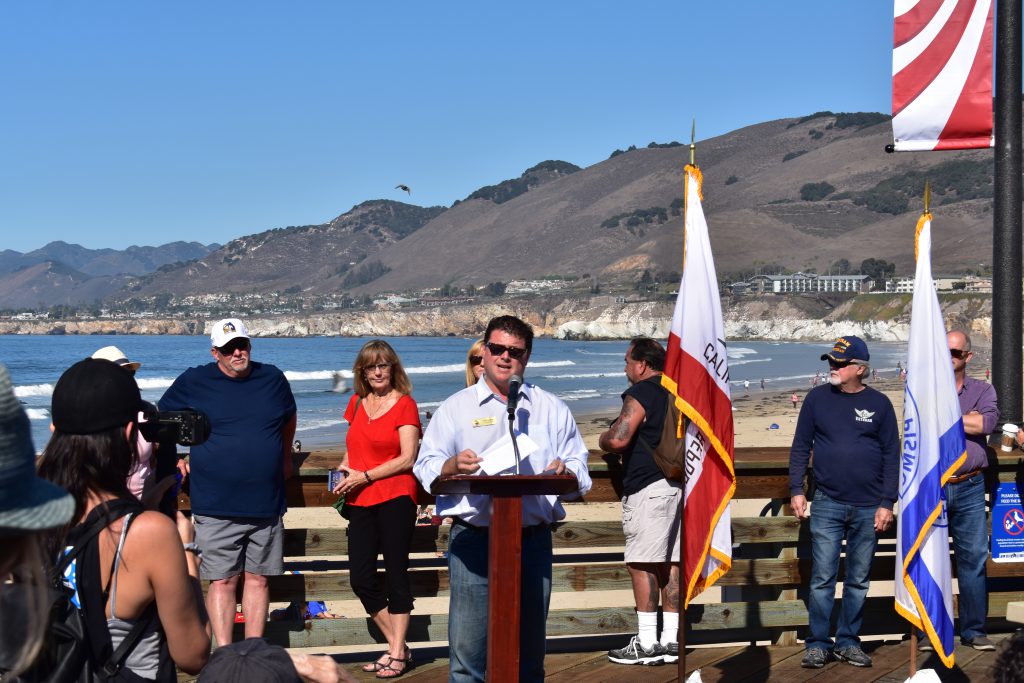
[478,432,539,475]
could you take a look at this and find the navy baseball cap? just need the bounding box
[820,336,869,363]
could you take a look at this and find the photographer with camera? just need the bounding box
[35,358,211,680]
[159,318,296,647]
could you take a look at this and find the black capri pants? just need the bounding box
[346,495,417,615]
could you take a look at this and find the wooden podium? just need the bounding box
[433,473,579,681]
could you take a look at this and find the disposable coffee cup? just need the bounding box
[1002,423,1019,452]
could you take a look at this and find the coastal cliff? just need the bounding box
[0,294,993,342]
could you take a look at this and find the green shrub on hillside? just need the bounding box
[848,158,993,215]
[465,160,580,205]
[800,182,835,201]
[783,150,807,162]
[725,175,739,185]
[341,260,390,288]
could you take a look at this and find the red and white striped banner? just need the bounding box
[662,164,735,606]
[892,0,994,151]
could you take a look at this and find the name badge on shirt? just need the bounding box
[472,417,497,428]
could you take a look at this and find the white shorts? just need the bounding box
[622,478,681,563]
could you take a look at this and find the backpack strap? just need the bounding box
[101,602,158,679]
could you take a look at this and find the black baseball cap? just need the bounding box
[51,358,143,435]
[197,638,302,683]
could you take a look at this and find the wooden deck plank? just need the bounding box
[697,645,804,683]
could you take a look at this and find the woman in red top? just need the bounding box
[333,340,420,679]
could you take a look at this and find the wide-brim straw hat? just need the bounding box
[0,364,73,533]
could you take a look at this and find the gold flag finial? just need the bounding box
[924,181,931,213]
[690,119,696,165]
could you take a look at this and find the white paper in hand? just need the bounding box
[685,671,703,683]
[477,432,539,475]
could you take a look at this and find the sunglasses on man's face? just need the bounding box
[827,359,852,369]
[950,348,969,360]
[485,342,528,360]
[217,339,250,355]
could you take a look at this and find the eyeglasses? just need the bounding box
[363,362,392,373]
[485,342,528,360]
[470,355,483,366]
[216,339,250,355]
[827,359,852,369]
[950,348,969,359]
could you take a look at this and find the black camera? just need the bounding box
[139,408,211,446]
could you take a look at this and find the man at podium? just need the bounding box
[414,315,592,683]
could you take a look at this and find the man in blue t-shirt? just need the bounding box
[599,337,680,666]
[159,318,296,647]
[789,335,899,670]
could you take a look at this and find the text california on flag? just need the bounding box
[661,163,736,606]
[894,211,967,668]
[892,0,994,151]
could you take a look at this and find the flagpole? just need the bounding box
[910,631,918,676]
[677,119,696,683]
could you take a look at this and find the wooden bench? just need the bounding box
[177,448,1024,650]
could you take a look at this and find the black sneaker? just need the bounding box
[835,646,872,667]
[607,636,666,665]
[801,648,830,669]
[661,642,679,664]
[962,635,996,651]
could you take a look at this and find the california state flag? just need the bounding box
[661,164,736,605]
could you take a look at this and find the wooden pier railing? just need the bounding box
[177,447,1024,650]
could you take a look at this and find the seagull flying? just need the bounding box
[395,184,411,194]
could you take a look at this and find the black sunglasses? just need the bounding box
[950,348,969,359]
[469,355,483,366]
[485,342,528,360]
[217,339,250,355]
[827,359,852,369]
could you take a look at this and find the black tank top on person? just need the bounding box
[621,375,670,497]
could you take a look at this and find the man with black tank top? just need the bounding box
[599,337,681,666]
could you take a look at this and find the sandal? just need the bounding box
[375,655,410,679]
[362,646,412,673]
[361,653,389,673]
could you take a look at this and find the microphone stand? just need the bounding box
[508,406,520,476]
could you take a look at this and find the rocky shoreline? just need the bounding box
[0,295,993,342]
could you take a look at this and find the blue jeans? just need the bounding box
[447,522,553,683]
[806,491,879,651]
[945,474,988,640]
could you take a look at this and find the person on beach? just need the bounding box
[598,338,680,666]
[413,315,592,683]
[917,330,997,652]
[332,340,421,678]
[159,318,296,647]
[465,339,485,387]
[0,364,75,678]
[37,359,210,679]
[791,393,799,410]
[789,335,899,669]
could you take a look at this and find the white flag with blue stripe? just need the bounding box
[894,211,967,668]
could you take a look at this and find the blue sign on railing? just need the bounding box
[992,482,1024,563]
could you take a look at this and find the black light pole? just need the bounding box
[993,0,1023,428]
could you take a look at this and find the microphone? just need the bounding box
[507,375,523,417]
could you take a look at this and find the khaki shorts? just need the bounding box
[193,514,284,580]
[622,478,681,563]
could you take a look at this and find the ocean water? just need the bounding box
[1,335,908,453]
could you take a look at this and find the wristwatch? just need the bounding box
[183,542,202,558]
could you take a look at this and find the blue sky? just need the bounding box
[0,2,894,252]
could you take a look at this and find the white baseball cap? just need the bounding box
[91,345,141,372]
[210,318,250,348]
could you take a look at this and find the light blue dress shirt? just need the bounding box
[413,378,592,526]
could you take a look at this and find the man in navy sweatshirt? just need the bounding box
[789,335,899,670]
